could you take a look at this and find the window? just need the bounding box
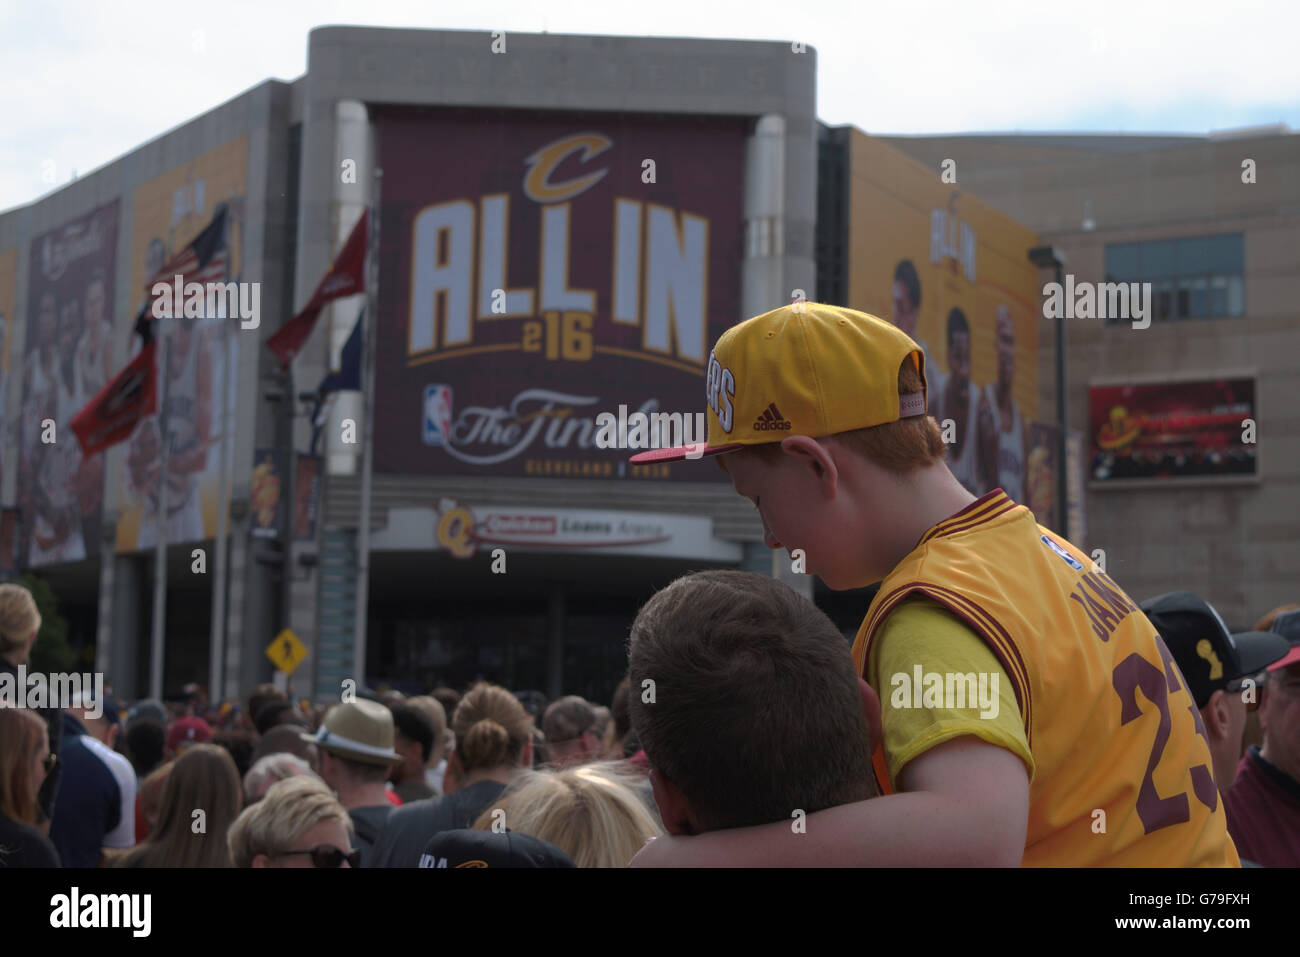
[1104,234,1244,322]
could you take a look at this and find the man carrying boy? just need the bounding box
[629,301,1238,867]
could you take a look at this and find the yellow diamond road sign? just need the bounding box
[266,629,308,675]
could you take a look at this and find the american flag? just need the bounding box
[133,203,230,342]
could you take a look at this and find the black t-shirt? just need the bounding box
[0,813,61,868]
[369,779,507,868]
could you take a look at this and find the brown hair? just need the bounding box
[115,744,243,868]
[628,570,876,831]
[452,683,533,773]
[0,584,41,658]
[1254,603,1300,633]
[0,706,47,825]
[738,356,945,475]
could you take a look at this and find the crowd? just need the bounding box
[1,572,1297,868]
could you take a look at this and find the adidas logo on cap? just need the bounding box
[753,403,792,432]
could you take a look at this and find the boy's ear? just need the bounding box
[858,677,883,754]
[649,768,697,836]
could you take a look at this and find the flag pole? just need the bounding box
[149,314,172,701]
[353,174,380,687]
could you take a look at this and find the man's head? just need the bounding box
[891,259,921,336]
[66,691,119,749]
[994,305,1014,390]
[1258,607,1300,782]
[304,700,403,804]
[628,570,878,834]
[0,583,41,667]
[243,752,315,805]
[1140,591,1290,788]
[946,307,970,383]
[388,703,435,784]
[406,695,449,768]
[542,696,603,768]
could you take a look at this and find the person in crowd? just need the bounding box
[888,258,939,395]
[407,695,449,796]
[431,686,461,721]
[628,570,877,839]
[123,717,165,781]
[542,696,605,768]
[370,682,534,867]
[591,705,612,750]
[0,706,60,867]
[254,699,306,737]
[0,584,60,827]
[111,743,242,867]
[135,761,172,842]
[212,729,257,779]
[244,753,315,805]
[1140,591,1289,791]
[227,775,357,868]
[50,692,135,867]
[251,723,318,769]
[389,703,436,802]
[301,699,403,865]
[1223,606,1300,866]
[247,684,287,736]
[471,762,661,867]
[165,715,212,759]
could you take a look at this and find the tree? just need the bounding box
[22,573,75,673]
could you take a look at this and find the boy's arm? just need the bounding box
[629,735,1029,867]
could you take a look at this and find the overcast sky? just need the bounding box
[1,0,1296,212]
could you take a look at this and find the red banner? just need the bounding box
[372,109,745,481]
[70,340,158,457]
[1089,378,1256,481]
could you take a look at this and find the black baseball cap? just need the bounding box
[419,829,576,869]
[1140,591,1291,708]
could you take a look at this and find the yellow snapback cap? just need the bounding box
[630,301,928,463]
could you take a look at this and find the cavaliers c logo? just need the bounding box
[522,132,612,204]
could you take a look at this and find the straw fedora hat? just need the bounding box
[301,699,403,766]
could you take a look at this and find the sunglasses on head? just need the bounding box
[279,845,360,869]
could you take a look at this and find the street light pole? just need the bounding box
[1028,245,1070,538]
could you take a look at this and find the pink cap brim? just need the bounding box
[1268,644,1300,671]
[628,442,744,464]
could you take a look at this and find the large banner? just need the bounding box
[373,109,745,481]
[0,246,16,496]
[1089,378,1257,482]
[848,132,1042,503]
[115,137,246,552]
[18,201,119,566]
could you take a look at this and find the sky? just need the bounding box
[1,0,1297,212]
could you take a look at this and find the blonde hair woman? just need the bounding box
[472,762,662,867]
[0,583,61,830]
[0,706,60,866]
[227,775,356,867]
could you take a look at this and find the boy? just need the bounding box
[627,569,878,834]
[629,301,1238,866]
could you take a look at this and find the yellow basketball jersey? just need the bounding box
[851,490,1239,867]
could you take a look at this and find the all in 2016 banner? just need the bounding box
[372,108,745,481]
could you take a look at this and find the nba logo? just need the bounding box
[424,385,454,446]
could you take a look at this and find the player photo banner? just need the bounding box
[371,109,745,481]
[116,136,247,554]
[1089,378,1257,482]
[18,200,120,568]
[251,448,285,540]
[293,454,321,542]
[847,133,1042,504]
